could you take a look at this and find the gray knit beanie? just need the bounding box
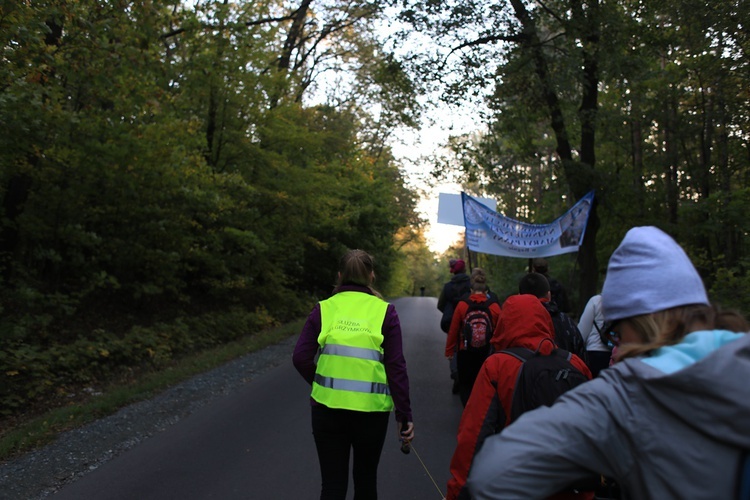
[601,226,709,322]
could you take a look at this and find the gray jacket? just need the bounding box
[467,330,750,499]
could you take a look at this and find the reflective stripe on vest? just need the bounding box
[313,374,391,395]
[311,291,393,412]
[319,344,385,363]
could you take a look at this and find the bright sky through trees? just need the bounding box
[391,123,467,253]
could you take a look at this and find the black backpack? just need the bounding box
[461,300,494,354]
[544,301,587,360]
[502,338,589,422]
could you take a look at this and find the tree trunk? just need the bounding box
[573,0,601,310]
[278,0,313,73]
[509,0,575,167]
[717,101,735,266]
[664,98,679,225]
[630,92,645,219]
[510,0,601,311]
[270,0,313,108]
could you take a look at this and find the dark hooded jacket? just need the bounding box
[541,298,587,360]
[438,272,471,333]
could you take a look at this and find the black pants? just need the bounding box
[311,405,390,500]
[456,349,489,407]
[586,350,613,378]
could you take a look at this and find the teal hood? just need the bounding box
[619,331,750,450]
[641,330,745,374]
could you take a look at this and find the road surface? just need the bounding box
[51,296,463,500]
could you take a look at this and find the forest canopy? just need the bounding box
[391,0,750,311]
[2,0,749,418]
[0,0,439,417]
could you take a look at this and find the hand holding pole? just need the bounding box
[398,420,414,454]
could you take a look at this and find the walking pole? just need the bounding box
[406,442,446,499]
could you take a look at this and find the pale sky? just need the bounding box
[421,193,466,254]
[303,11,482,254]
[391,122,471,254]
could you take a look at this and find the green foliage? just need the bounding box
[0,0,422,419]
[0,308,278,417]
[0,318,304,462]
[395,0,750,315]
[384,227,443,298]
[707,266,750,316]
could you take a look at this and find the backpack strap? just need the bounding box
[500,347,534,408]
[501,346,535,363]
[503,341,568,362]
[593,320,612,349]
[458,298,471,347]
[504,342,575,385]
[534,337,556,354]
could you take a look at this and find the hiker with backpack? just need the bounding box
[438,258,472,394]
[445,293,592,500]
[466,226,750,500]
[532,257,572,314]
[444,268,501,407]
[438,259,472,332]
[519,272,588,362]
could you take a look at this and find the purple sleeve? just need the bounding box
[382,304,413,423]
[292,304,321,385]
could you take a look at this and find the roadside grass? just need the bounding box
[0,319,304,464]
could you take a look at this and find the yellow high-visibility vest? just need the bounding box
[311,291,394,412]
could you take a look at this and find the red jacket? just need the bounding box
[445,293,502,358]
[446,294,593,500]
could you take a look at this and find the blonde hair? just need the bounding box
[616,304,748,361]
[470,267,489,293]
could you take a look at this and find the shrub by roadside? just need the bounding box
[0,311,304,462]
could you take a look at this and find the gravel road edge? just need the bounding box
[0,335,298,500]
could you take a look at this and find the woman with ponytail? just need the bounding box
[293,249,414,500]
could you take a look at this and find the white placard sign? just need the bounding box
[437,192,497,226]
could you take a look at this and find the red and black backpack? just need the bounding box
[460,300,494,354]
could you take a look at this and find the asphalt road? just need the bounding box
[51,296,463,500]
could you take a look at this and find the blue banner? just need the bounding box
[462,191,595,258]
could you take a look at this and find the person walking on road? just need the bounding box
[438,258,472,332]
[438,258,471,393]
[444,268,501,407]
[519,272,587,361]
[446,293,591,500]
[293,249,414,500]
[467,226,750,500]
[532,258,572,314]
